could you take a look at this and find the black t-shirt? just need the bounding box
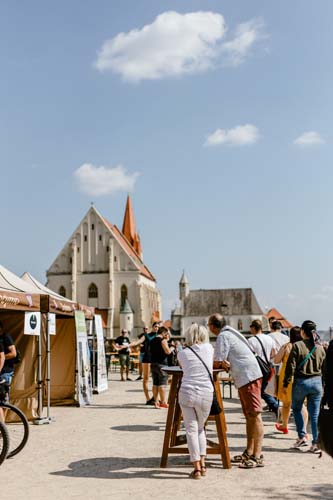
[150,336,167,365]
[141,332,157,363]
[115,335,130,355]
[0,333,15,373]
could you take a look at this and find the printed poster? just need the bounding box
[75,311,93,406]
[24,312,41,335]
[94,315,108,393]
[48,313,56,335]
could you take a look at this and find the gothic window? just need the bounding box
[88,283,98,299]
[121,284,128,307]
[84,235,87,242]
[91,224,95,230]
[99,235,102,241]
[59,286,66,298]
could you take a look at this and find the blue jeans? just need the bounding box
[292,376,322,445]
[261,379,279,414]
[0,370,14,399]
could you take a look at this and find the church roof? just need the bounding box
[120,298,134,314]
[122,195,142,257]
[265,308,293,328]
[183,288,263,316]
[179,270,189,284]
[101,214,156,282]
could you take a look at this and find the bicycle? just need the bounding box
[0,420,10,465]
[0,380,29,459]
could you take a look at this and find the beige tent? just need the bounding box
[0,265,44,419]
[21,273,94,407]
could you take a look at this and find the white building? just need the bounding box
[171,271,269,336]
[46,197,161,338]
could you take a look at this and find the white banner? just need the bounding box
[75,311,93,406]
[94,315,108,393]
[24,312,41,335]
[48,313,56,335]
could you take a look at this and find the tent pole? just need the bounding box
[33,313,49,425]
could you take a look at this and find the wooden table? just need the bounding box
[160,366,231,469]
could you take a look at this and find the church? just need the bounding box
[171,271,270,336]
[46,196,161,338]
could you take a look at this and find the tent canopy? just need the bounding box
[0,265,40,311]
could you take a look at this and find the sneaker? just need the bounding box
[275,423,288,434]
[308,445,321,454]
[292,437,308,449]
[126,377,133,381]
[145,397,155,406]
[136,376,143,381]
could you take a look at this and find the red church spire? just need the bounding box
[122,195,142,258]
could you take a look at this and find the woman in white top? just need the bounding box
[177,323,214,480]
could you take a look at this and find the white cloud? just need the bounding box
[293,131,325,146]
[222,19,266,66]
[74,163,140,196]
[205,124,260,147]
[94,11,265,82]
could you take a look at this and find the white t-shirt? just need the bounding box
[248,333,275,361]
[269,331,289,351]
[177,343,214,394]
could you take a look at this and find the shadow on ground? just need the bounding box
[50,456,191,480]
[261,484,333,499]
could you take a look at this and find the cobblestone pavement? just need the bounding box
[3,372,333,499]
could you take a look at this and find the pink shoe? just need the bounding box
[159,402,169,409]
[275,423,288,434]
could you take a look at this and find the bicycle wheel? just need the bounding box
[0,420,10,465]
[0,402,29,458]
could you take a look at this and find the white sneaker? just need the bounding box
[308,445,321,454]
[292,437,308,449]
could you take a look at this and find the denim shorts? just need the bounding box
[151,363,168,386]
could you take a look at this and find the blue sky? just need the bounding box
[1,1,333,328]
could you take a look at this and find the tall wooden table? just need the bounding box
[160,366,231,469]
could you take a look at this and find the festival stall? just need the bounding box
[21,273,96,407]
[0,265,44,419]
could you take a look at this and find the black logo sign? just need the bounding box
[29,314,38,330]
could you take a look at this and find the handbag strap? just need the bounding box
[253,335,270,365]
[186,346,215,390]
[297,346,316,370]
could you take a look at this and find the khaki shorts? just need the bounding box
[238,378,263,416]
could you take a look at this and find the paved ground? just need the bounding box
[3,372,333,499]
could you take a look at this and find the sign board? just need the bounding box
[48,313,56,335]
[74,311,93,406]
[24,312,41,335]
[94,315,108,393]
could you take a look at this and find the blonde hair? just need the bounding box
[185,323,210,346]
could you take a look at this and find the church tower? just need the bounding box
[179,270,189,301]
[122,195,142,258]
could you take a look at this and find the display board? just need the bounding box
[94,315,108,393]
[74,311,93,406]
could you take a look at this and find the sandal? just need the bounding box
[200,466,206,477]
[231,449,250,463]
[239,456,264,469]
[189,469,201,480]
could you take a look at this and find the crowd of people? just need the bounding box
[111,315,332,479]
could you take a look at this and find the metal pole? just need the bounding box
[33,313,50,425]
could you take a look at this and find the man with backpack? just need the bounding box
[0,320,17,397]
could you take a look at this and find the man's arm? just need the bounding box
[213,335,230,371]
[161,338,174,356]
[0,351,4,372]
[5,344,16,360]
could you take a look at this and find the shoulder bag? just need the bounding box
[252,336,275,383]
[187,346,222,416]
